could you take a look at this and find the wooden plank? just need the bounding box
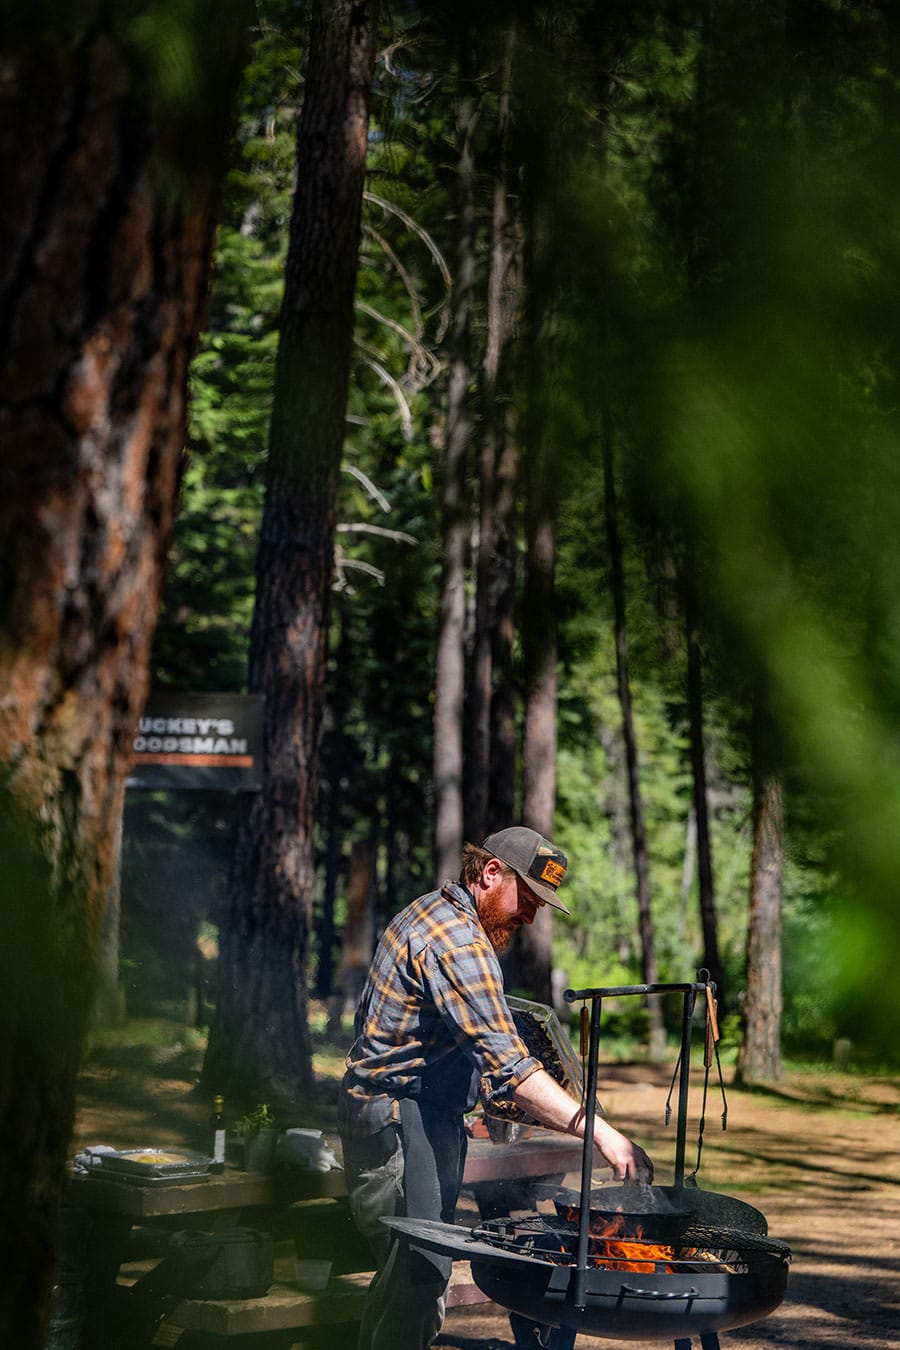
[163,1265,486,1335]
[68,1166,347,1218]
[164,1273,370,1335]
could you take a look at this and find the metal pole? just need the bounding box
[573,994,602,1309]
[566,981,705,1001]
[674,987,696,1186]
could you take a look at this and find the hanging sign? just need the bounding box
[127,693,264,790]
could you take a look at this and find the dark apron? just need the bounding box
[396,1050,476,1282]
[396,1099,464,1283]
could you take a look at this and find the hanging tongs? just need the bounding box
[693,976,728,1177]
[664,974,728,1178]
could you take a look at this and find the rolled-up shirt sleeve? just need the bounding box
[425,942,542,1106]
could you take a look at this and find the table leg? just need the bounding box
[79,1210,135,1349]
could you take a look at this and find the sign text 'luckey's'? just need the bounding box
[128,695,264,790]
[134,717,248,757]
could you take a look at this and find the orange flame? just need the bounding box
[566,1208,680,1273]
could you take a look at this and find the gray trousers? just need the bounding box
[340,1101,465,1350]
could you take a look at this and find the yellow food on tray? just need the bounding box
[125,1152,189,1165]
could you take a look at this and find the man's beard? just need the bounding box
[478,892,521,953]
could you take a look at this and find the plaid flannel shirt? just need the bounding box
[341,882,541,1135]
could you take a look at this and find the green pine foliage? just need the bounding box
[151,0,297,692]
[131,1,900,1062]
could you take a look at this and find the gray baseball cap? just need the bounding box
[482,827,569,914]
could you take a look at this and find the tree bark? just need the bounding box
[203,0,376,1108]
[736,702,784,1084]
[516,203,558,1007]
[602,412,665,1058]
[468,23,521,844]
[684,556,727,1011]
[434,39,477,879]
[331,836,376,1022]
[317,608,352,1001]
[91,812,126,1026]
[0,10,248,1343]
[487,426,520,835]
[517,476,557,1005]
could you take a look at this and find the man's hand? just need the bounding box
[511,1068,654,1185]
[592,1120,654,1185]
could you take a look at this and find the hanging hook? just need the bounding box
[664,1050,681,1127]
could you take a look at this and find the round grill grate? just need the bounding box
[471,1213,791,1269]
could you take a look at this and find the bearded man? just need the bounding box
[338,827,654,1350]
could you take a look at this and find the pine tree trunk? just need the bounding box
[516,195,558,1007]
[317,610,352,1000]
[332,837,376,1019]
[684,558,727,1011]
[469,23,520,844]
[518,483,557,1005]
[0,12,247,1343]
[736,704,784,1084]
[203,0,376,1107]
[602,413,665,1058]
[434,42,477,879]
[487,426,520,835]
[92,813,126,1026]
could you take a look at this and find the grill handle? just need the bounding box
[618,1284,700,1301]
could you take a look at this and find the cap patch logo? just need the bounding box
[539,859,565,887]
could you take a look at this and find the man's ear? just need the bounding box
[481,857,503,886]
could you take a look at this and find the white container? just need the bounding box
[278,1128,340,1172]
[294,1258,332,1292]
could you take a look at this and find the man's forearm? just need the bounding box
[512,1067,588,1134]
[512,1068,654,1183]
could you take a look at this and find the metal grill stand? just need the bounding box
[561,978,726,1350]
[384,976,788,1349]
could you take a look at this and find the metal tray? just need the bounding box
[88,1149,211,1184]
[86,1168,212,1187]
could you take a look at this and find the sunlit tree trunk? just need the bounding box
[736,702,784,1084]
[203,0,376,1107]
[0,10,248,1343]
[434,39,477,879]
[603,412,665,1059]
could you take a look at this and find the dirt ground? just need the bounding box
[73,1045,900,1350]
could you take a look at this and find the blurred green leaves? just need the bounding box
[615,1,900,1047]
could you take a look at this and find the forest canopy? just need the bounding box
[4,7,900,1338]
[123,0,900,1064]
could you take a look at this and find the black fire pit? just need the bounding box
[385,979,792,1349]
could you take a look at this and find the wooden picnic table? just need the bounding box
[68,1131,585,1218]
[67,1131,587,1347]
